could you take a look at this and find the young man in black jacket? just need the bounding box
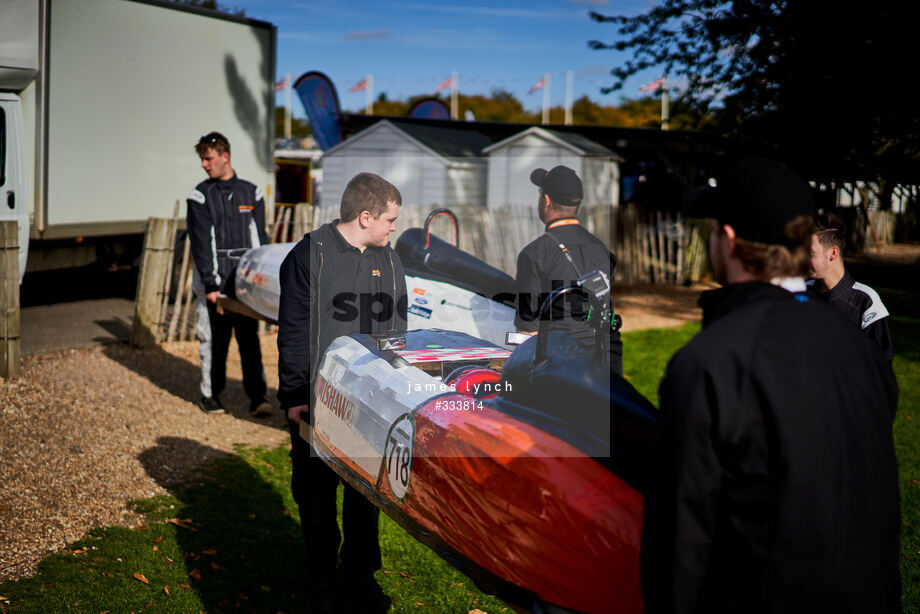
[641,159,900,614]
[277,172,407,613]
[187,132,271,416]
[808,218,894,361]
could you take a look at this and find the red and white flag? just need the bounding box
[350,77,369,92]
[435,75,453,93]
[639,76,665,93]
[528,76,545,94]
[274,76,288,92]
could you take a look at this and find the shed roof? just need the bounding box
[481,126,622,160]
[323,118,495,162]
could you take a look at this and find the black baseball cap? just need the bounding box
[530,165,584,207]
[685,157,816,244]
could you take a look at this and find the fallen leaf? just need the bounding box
[178,584,191,590]
[210,561,225,571]
[144,601,153,607]
[218,598,230,606]
[152,546,158,552]
[72,548,89,555]
[261,461,275,470]
[468,610,488,614]
[154,536,163,544]
[259,586,270,592]
[188,569,202,582]
[165,518,197,532]
[133,573,150,584]
[415,602,425,606]
[202,549,217,556]
[165,556,174,564]
[99,611,110,614]
[135,525,148,531]
[164,585,170,596]
[0,596,8,601]
[247,513,256,520]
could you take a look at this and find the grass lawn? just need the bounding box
[1,287,918,613]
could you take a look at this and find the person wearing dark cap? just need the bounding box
[640,158,900,614]
[515,165,622,374]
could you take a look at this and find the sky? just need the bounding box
[227,0,661,118]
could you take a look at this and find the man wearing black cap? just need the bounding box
[515,165,622,374]
[641,158,900,613]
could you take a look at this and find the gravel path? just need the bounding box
[0,338,288,582]
[0,284,704,582]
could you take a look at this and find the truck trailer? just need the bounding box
[0,0,276,279]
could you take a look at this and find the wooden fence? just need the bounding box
[134,202,707,346]
[1,221,20,378]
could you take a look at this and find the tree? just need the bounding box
[274,107,312,140]
[167,0,245,15]
[588,1,920,207]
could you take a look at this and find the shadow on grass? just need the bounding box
[0,440,305,613]
[136,437,306,612]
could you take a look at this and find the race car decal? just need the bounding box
[315,374,356,426]
[396,347,511,363]
[409,304,432,319]
[382,414,415,500]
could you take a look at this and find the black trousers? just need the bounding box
[287,419,382,580]
[206,301,267,401]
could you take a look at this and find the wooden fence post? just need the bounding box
[292,203,313,240]
[131,217,178,347]
[1,221,20,378]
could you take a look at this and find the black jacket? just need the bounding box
[642,282,900,614]
[514,219,616,348]
[277,221,408,410]
[187,174,268,293]
[807,270,894,361]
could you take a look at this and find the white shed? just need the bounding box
[482,127,622,209]
[319,119,492,208]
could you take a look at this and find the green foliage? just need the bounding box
[884,289,920,607]
[166,0,245,16]
[0,445,507,613]
[274,106,313,139]
[588,1,920,193]
[622,322,700,404]
[353,89,673,127]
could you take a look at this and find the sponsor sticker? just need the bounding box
[372,269,381,277]
[413,287,426,296]
[314,374,356,426]
[408,304,432,319]
[414,297,428,305]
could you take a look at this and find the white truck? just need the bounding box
[0,0,276,280]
